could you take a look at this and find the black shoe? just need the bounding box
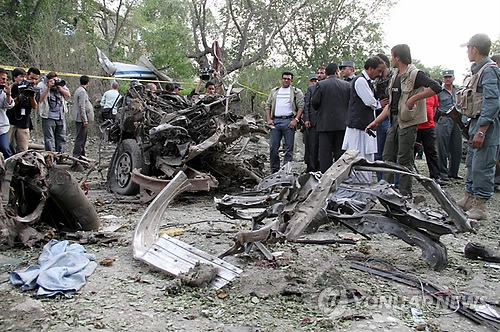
[450,175,463,180]
[440,177,449,182]
[464,243,500,263]
[495,185,500,193]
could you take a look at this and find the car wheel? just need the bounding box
[107,139,142,195]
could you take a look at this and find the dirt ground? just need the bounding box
[0,132,499,332]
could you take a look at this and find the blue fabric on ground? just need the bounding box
[9,239,97,297]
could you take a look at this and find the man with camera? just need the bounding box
[194,68,222,99]
[0,68,15,158]
[9,67,40,153]
[38,72,71,153]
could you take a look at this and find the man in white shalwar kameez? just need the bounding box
[342,57,388,183]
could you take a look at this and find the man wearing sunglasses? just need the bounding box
[265,71,304,173]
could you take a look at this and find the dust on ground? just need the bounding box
[0,133,499,332]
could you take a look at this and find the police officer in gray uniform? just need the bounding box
[457,34,500,221]
[436,70,462,181]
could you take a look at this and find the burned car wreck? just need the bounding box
[0,151,99,248]
[215,150,473,271]
[105,84,268,201]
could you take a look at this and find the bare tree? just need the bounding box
[278,0,393,70]
[188,0,307,74]
[91,0,137,55]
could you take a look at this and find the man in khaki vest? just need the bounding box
[366,44,441,197]
[456,34,500,221]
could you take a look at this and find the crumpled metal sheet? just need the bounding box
[0,151,99,248]
[133,171,242,289]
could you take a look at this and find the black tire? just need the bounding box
[107,139,143,195]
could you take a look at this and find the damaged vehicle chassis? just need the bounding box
[214,150,472,271]
[105,84,267,201]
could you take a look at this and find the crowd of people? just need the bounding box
[266,33,500,222]
[0,68,95,165]
[0,33,498,221]
[0,68,188,169]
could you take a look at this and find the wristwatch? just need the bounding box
[295,118,299,121]
[478,131,485,137]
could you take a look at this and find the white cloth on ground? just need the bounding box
[9,239,97,297]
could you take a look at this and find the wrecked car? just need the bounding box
[105,83,268,200]
[0,151,99,248]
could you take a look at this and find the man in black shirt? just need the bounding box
[9,67,40,152]
[367,45,441,196]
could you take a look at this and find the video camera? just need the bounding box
[200,68,214,81]
[14,80,37,97]
[54,78,66,87]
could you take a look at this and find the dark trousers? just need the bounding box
[383,113,418,196]
[318,130,345,173]
[305,126,320,172]
[436,117,462,179]
[72,122,88,158]
[375,118,390,181]
[416,127,440,179]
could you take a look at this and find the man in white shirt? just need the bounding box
[100,81,120,121]
[342,56,387,182]
[265,72,304,173]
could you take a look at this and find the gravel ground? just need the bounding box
[0,135,499,332]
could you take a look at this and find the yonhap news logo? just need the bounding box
[318,286,490,319]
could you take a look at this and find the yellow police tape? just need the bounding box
[1,65,270,96]
[234,82,269,96]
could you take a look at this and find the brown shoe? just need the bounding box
[466,196,488,220]
[456,192,473,211]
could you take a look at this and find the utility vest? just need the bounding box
[388,64,426,129]
[346,74,375,130]
[456,62,497,119]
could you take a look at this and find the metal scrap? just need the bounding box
[350,260,500,330]
[216,149,472,270]
[133,171,242,289]
[0,151,99,248]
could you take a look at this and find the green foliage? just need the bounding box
[413,59,447,80]
[491,39,500,55]
[278,0,393,72]
[134,0,196,79]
